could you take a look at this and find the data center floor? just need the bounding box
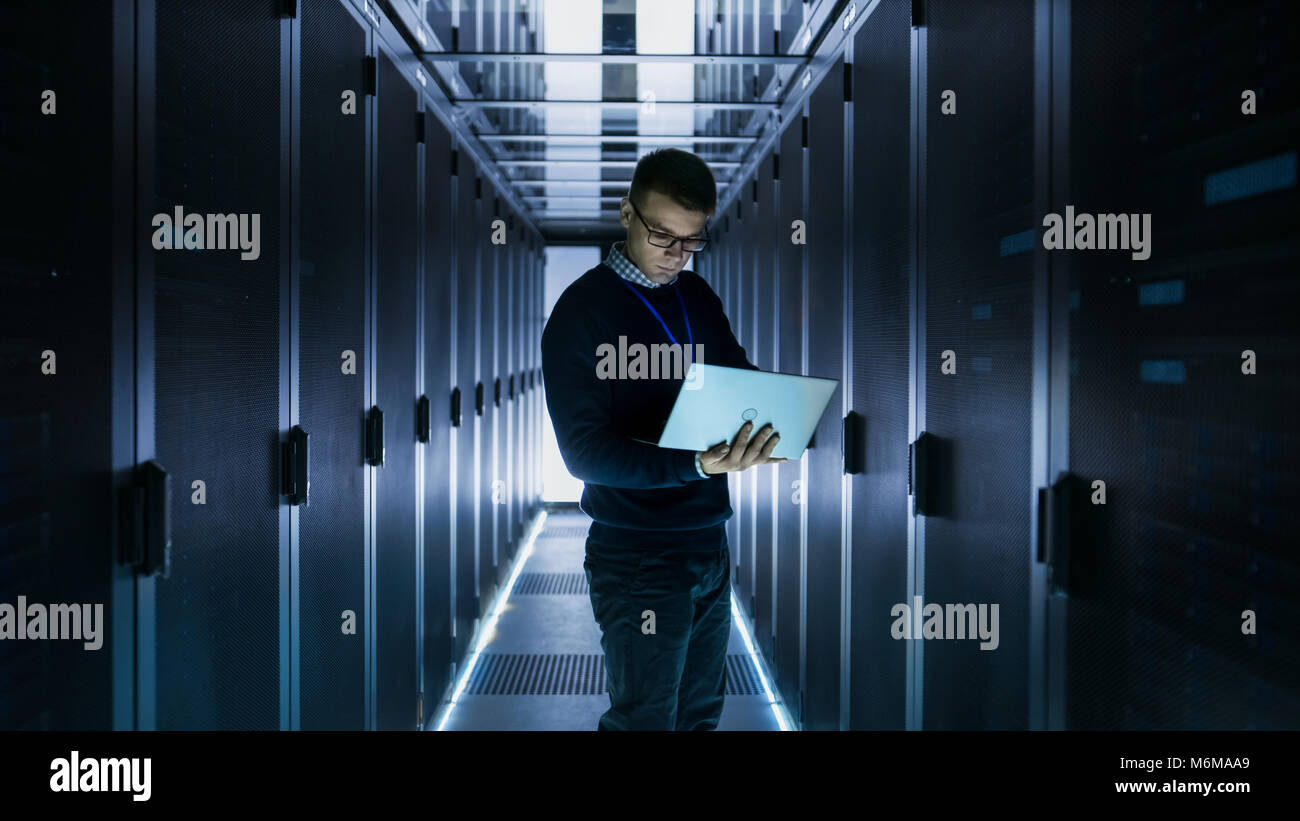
[439,509,785,731]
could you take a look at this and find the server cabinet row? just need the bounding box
[1,0,544,730]
[698,0,1298,729]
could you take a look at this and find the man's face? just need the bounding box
[620,189,712,285]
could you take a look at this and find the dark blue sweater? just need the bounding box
[541,262,759,549]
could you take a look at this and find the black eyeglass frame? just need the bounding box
[626,197,711,253]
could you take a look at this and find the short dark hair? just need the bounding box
[627,148,717,216]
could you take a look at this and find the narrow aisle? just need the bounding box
[438,508,787,730]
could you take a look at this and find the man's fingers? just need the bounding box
[701,440,730,464]
[729,420,754,454]
[704,424,784,473]
[743,424,775,463]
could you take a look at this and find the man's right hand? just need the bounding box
[698,421,787,475]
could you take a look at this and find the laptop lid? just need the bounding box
[656,363,839,461]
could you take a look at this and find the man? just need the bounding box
[541,148,784,731]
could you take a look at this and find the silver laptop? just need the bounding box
[656,363,839,461]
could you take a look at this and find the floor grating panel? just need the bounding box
[513,572,588,595]
[465,653,765,696]
[537,525,589,539]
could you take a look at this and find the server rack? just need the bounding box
[454,148,482,660]
[507,216,520,563]
[847,0,911,730]
[726,195,745,607]
[480,191,500,604]
[752,151,780,665]
[0,0,123,731]
[297,0,370,731]
[372,37,422,731]
[736,176,758,637]
[774,106,808,724]
[524,237,535,519]
[804,52,847,731]
[148,0,285,731]
[1057,0,1300,730]
[422,105,455,728]
[0,0,545,731]
[914,0,1038,731]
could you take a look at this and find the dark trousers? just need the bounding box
[583,534,732,731]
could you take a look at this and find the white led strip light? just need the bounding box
[434,510,549,731]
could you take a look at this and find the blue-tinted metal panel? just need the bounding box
[848,0,912,731]
[152,0,283,731]
[298,0,368,730]
[455,149,481,661]
[1064,0,1300,729]
[0,0,120,731]
[921,0,1035,730]
[374,44,420,730]
[775,111,806,725]
[423,106,456,726]
[804,52,846,731]
[753,151,779,665]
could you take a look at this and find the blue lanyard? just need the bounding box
[618,276,693,349]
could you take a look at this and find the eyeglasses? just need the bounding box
[627,197,710,253]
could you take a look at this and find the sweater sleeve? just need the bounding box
[542,296,709,489]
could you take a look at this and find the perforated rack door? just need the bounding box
[152,0,283,730]
[453,148,481,661]
[1062,0,1300,730]
[373,44,420,731]
[421,103,456,725]
[774,114,806,724]
[918,0,1036,731]
[298,0,369,731]
[847,0,912,731]
[801,51,850,732]
[751,151,780,667]
[0,0,119,731]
